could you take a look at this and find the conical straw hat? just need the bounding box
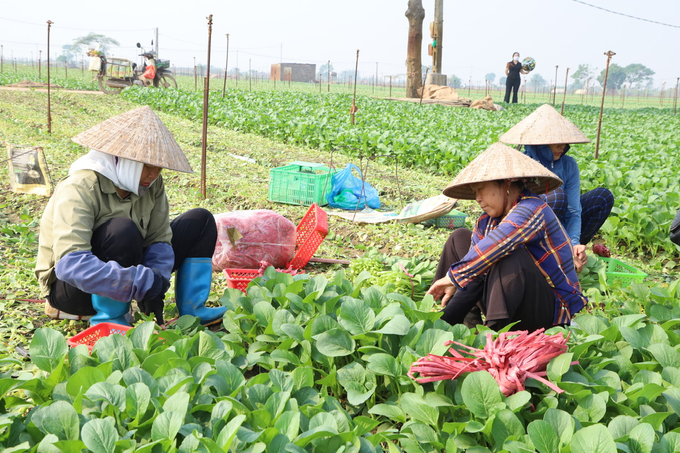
[72,105,193,173]
[498,104,590,145]
[443,142,563,200]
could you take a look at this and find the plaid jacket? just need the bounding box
[448,190,587,324]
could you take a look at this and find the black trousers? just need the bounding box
[504,76,521,103]
[434,228,555,331]
[48,208,217,316]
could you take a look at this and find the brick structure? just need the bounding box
[271,63,317,83]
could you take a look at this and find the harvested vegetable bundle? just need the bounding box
[408,329,574,396]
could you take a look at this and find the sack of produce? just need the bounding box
[212,210,296,270]
[326,163,381,210]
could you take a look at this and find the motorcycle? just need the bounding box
[88,43,177,95]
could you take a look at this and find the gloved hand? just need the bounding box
[137,268,170,325]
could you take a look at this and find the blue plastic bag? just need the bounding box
[326,163,381,210]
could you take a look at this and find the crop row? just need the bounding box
[3,270,680,452]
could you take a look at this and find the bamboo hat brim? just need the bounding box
[72,105,193,173]
[498,104,590,145]
[443,142,563,200]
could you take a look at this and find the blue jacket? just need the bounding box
[524,145,581,245]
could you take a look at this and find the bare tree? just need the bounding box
[405,0,425,98]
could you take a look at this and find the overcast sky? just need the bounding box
[1,0,677,87]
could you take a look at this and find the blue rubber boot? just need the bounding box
[175,257,226,325]
[90,294,131,326]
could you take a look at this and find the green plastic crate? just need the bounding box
[599,257,647,286]
[268,162,336,206]
[423,209,467,229]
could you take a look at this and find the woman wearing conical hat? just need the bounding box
[499,104,614,272]
[35,106,226,327]
[427,143,587,331]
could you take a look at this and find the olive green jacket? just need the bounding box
[35,170,172,297]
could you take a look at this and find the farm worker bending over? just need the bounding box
[35,106,226,327]
[428,143,587,331]
[500,104,614,272]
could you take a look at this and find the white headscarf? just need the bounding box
[69,150,146,196]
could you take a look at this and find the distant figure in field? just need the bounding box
[504,52,528,103]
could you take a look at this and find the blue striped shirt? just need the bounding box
[449,190,587,324]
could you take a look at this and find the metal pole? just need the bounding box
[552,66,558,106]
[595,51,615,159]
[155,27,159,57]
[350,50,359,125]
[46,20,53,135]
[621,84,626,108]
[560,67,570,114]
[222,34,229,97]
[420,67,429,105]
[674,77,679,115]
[201,15,213,200]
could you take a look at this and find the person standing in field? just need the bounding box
[35,106,227,327]
[504,52,528,103]
[499,104,615,272]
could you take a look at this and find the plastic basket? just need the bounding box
[599,257,647,286]
[289,203,328,269]
[223,204,328,292]
[67,322,131,352]
[268,161,337,206]
[105,58,133,78]
[423,209,467,229]
[223,268,260,293]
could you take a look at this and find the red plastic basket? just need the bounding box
[223,204,328,293]
[289,203,328,270]
[223,268,261,293]
[67,322,131,352]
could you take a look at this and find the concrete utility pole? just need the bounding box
[427,0,446,86]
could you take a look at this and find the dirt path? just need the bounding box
[0,86,102,95]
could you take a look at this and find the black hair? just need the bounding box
[512,52,520,57]
[493,179,525,191]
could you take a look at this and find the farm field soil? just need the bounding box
[0,89,458,352]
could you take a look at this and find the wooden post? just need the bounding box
[621,84,626,108]
[560,67,569,114]
[222,34,229,97]
[674,77,679,115]
[200,15,213,200]
[46,21,53,135]
[595,51,615,159]
[350,50,360,124]
[552,66,558,106]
